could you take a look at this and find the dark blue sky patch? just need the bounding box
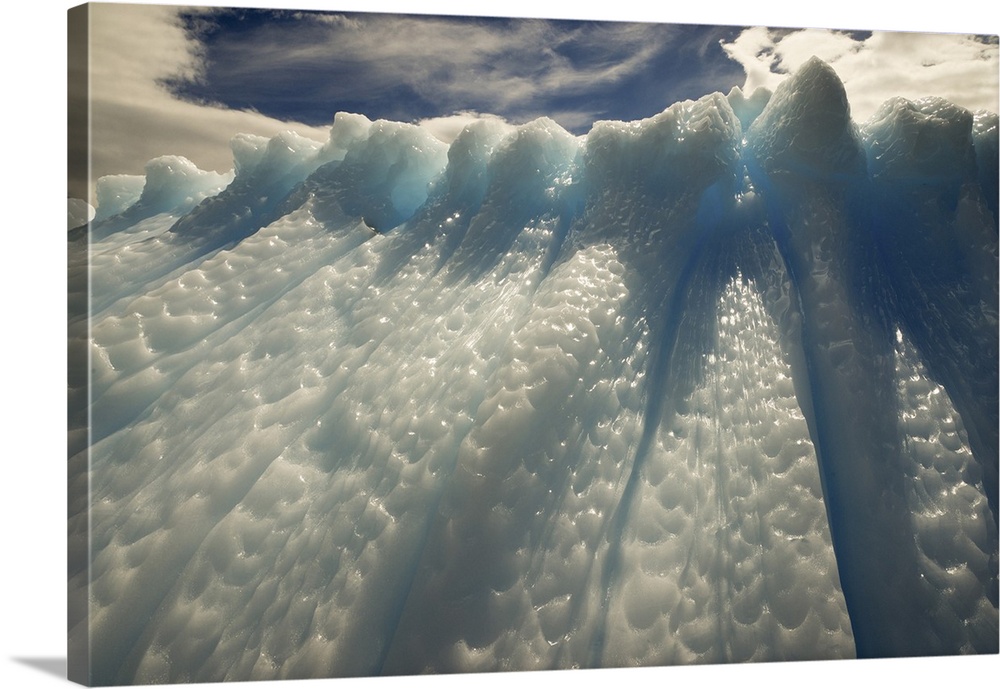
[163,9,749,133]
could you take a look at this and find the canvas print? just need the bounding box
[67,2,999,685]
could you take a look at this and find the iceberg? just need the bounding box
[68,56,998,685]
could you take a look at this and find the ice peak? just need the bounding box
[747,57,864,177]
[585,92,741,194]
[863,96,976,181]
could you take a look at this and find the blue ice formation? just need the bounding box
[68,58,998,685]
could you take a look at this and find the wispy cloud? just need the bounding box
[170,11,677,124]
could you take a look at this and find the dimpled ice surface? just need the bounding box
[68,58,998,685]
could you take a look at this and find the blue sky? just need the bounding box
[75,1,998,201]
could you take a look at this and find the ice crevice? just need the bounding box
[69,56,998,684]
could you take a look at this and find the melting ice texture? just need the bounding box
[67,58,999,685]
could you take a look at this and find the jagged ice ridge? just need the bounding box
[68,57,999,685]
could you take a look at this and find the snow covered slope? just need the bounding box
[68,58,998,685]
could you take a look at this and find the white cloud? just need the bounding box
[79,4,331,201]
[722,27,999,122]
